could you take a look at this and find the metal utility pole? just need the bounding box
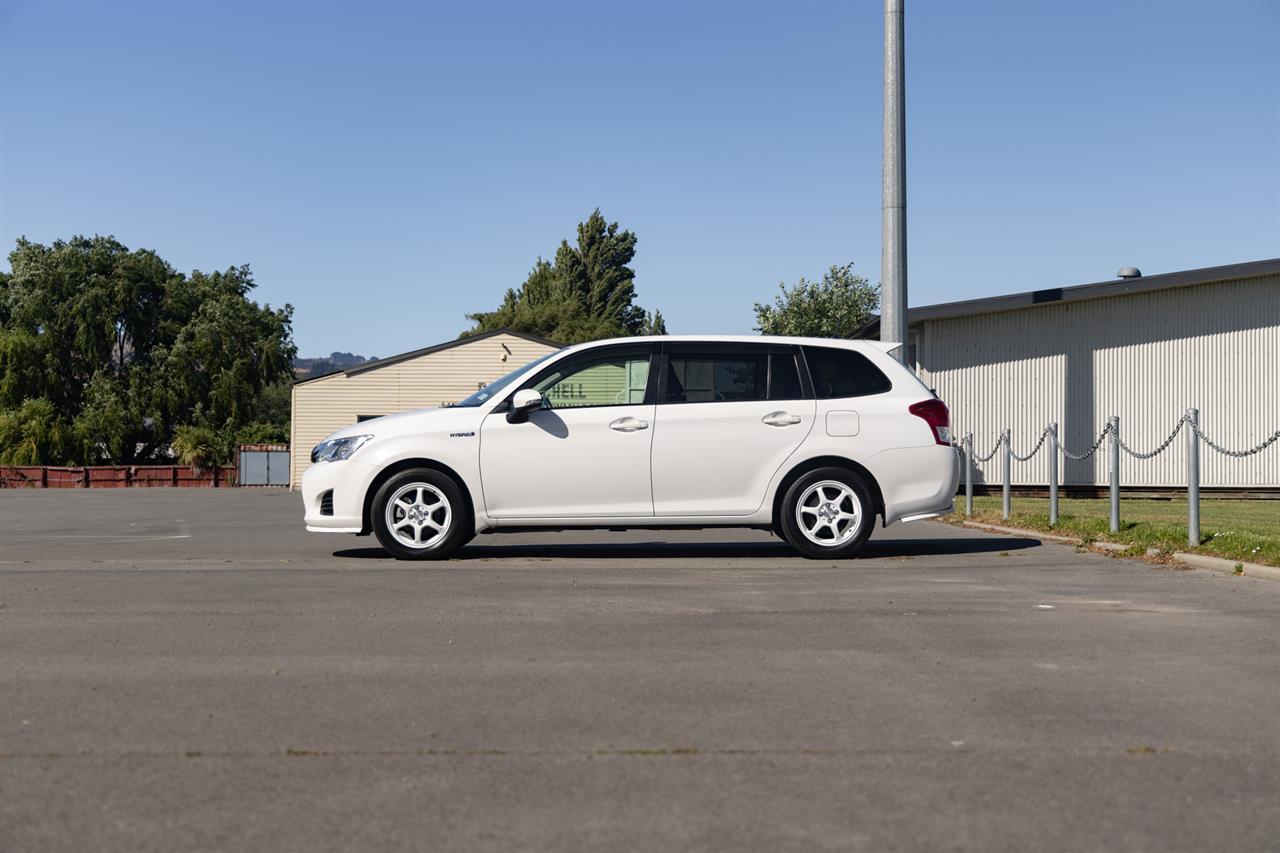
[881,0,908,362]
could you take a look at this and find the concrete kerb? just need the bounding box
[958,520,1279,581]
[1172,551,1280,582]
[960,520,1106,548]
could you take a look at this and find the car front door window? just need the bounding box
[535,355,652,408]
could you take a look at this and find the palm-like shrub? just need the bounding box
[170,424,222,473]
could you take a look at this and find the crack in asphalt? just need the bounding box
[0,745,1221,761]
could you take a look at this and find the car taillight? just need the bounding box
[909,398,951,446]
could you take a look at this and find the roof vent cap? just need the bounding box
[1116,266,1142,279]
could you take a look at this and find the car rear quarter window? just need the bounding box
[802,346,893,398]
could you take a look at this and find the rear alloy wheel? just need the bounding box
[372,468,471,560]
[779,467,875,559]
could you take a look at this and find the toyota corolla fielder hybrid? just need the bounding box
[302,336,958,559]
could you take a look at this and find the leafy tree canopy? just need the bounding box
[0,235,296,465]
[753,263,880,339]
[463,209,666,344]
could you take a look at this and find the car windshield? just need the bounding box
[449,351,560,407]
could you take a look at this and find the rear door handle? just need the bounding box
[609,417,650,432]
[762,411,802,427]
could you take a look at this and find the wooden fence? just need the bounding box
[0,465,237,488]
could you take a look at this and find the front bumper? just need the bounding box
[301,459,375,533]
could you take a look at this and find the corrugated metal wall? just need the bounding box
[290,334,559,487]
[917,274,1280,487]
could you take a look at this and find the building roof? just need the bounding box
[855,257,1280,336]
[292,328,562,385]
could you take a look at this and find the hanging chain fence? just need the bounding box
[973,433,1004,463]
[1060,424,1111,461]
[1190,422,1280,458]
[1009,427,1051,462]
[960,409,1278,547]
[1116,415,1189,459]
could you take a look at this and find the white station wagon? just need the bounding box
[302,336,958,559]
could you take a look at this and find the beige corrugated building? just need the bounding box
[860,259,1280,490]
[290,329,559,487]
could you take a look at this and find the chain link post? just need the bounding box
[1001,430,1011,520]
[1048,422,1059,527]
[1187,408,1199,547]
[1108,416,1120,534]
[964,432,973,516]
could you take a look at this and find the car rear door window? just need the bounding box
[664,352,767,403]
[802,346,892,398]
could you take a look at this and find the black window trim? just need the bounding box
[796,346,815,398]
[494,342,661,412]
[769,346,810,401]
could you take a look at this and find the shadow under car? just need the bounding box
[333,534,1040,561]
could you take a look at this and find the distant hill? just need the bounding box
[293,351,378,380]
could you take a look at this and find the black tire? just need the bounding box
[371,467,473,560]
[778,466,876,559]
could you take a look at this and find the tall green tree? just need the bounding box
[463,209,665,344]
[753,263,880,339]
[0,236,296,465]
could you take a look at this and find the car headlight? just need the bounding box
[310,434,372,463]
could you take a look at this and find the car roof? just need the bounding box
[563,335,900,353]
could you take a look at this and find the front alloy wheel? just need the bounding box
[385,482,452,550]
[372,468,471,560]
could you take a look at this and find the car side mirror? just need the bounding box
[505,388,543,424]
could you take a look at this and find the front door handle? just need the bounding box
[609,417,650,432]
[762,411,802,427]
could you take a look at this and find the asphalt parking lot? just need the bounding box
[1,489,1277,852]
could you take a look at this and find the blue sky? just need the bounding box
[2,0,1276,358]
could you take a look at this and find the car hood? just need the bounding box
[320,406,483,442]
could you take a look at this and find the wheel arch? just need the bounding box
[771,455,886,532]
[360,458,475,535]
